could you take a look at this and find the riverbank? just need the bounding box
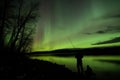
[0,54,77,80]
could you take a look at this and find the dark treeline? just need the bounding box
[28,46,120,57]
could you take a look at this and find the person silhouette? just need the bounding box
[75,53,83,79]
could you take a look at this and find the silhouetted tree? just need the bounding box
[0,0,11,50]
[0,0,40,53]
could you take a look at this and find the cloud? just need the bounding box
[84,30,108,35]
[102,14,120,19]
[97,25,120,33]
[84,25,120,35]
[106,26,120,32]
[92,37,120,45]
[90,26,120,34]
[95,30,106,34]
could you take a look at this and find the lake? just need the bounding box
[31,55,120,80]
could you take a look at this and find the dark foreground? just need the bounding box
[0,53,77,80]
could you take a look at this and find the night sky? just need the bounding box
[32,0,120,51]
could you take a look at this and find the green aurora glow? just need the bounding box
[32,0,120,51]
[30,1,120,79]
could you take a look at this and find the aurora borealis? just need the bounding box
[28,1,120,79]
[32,0,120,51]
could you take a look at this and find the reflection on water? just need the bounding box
[31,55,120,80]
[31,55,120,72]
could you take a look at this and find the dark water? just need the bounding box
[31,55,120,80]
